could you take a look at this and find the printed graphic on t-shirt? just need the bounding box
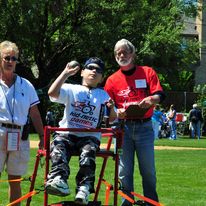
[117,86,136,98]
[69,100,99,128]
[117,86,147,108]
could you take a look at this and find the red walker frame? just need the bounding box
[26,126,123,206]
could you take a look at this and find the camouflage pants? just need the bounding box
[47,133,100,193]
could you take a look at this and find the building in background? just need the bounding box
[182,1,206,85]
[195,0,206,85]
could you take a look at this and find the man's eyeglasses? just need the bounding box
[115,50,131,57]
[85,65,103,74]
[3,56,18,62]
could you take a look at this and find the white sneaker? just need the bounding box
[45,175,70,196]
[75,185,90,205]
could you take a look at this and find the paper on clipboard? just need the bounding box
[125,104,149,118]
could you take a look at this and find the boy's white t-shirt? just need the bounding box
[50,84,110,140]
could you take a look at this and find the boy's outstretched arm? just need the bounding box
[48,61,80,98]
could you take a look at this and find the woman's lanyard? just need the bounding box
[0,81,16,124]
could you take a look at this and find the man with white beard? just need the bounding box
[105,39,165,206]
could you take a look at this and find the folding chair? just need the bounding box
[27,126,123,206]
[176,113,187,136]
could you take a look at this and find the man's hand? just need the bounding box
[117,108,127,119]
[138,96,155,109]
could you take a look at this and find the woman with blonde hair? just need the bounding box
[0,40,44,205]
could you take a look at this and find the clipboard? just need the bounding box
[125,104,149,118]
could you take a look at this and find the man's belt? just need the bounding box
[0,123,21,129]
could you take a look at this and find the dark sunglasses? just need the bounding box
[3,56,18,62]
[85,65,103,74]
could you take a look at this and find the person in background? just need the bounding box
[45,57,116,205]
[167,104,177,140]
[46,109,55,126]
[104,39,165,206]
[151,104,163,140]
[188,103,203,139]
[158,108,170,138]
[0,40,44,205]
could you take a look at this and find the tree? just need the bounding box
[136,0,199,90]
[0,0,199,90]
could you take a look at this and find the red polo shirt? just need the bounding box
[104,65,163,119]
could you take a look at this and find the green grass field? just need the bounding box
[0,135,206,206]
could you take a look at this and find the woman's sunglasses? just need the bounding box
[3,56,18,62]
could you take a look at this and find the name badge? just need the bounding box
[135,79,147,88]
[6,132,20,151]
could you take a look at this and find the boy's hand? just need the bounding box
[64,61,80,77]
[106,98,115,109]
